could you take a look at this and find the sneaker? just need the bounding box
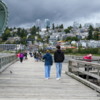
[45,78,49,80]
[56,78,60,80]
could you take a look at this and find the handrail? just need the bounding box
[0,54,17,72]
[68,59,100,76]
[67,59,100,92]
[66,55,100,63]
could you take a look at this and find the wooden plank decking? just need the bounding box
[0,56,99,100]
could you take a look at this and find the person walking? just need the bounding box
[54,45,65,80]
[19,52,24,63]
[24,51,28,59]
[33,52,39,62]
[43,50,53,79]
[83,54,92,71]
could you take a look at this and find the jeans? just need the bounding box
[56,63,62,78]
[45,65,51,78]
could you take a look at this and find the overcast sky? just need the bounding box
[3,0,100,28]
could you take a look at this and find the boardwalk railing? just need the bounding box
[66,55,100,63]
[0,54,17,72]
[66,59,100,92]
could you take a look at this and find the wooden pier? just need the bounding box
[0,56,99,100]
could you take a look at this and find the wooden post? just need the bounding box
[68,60,72,72]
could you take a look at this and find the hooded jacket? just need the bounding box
[54,50,65,63]
[43,53,53,65]
[19,53,24,58]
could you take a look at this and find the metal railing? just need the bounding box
[0,54,17,72]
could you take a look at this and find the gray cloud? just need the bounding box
[3,0,100,28]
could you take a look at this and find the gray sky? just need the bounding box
[3,0,100,28]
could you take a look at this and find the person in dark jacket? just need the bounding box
[24,51,27,59]
[43,50,53,79]
[54,45,65,80]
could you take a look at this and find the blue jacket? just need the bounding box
[43,53,53,65]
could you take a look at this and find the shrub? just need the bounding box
[72,49,78,54]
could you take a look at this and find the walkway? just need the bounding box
[0,56,99,100]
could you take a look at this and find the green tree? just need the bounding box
[89,25,94,31]
[20,37,27,45]
[30,26,37,35]
[20,29,27,38]
[59,24,64,29]
[79,24,82,28]
[64,26,73,34]
[65,37,79,41]
[87,30,93,40]
[16,28,21,36]
[2,28,11,41]
[93,32,99,40]
[64,28,70,33]
[87,25,94,40]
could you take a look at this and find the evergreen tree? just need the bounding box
[2,28,11,41]
[87,29,93,40]
[93,32,99,40]
[17,28,21,36]
[30,26,37,35]
[87,25,94,40]
[89,25,94,31]
[64,26,72,34]
[79,24,82,28]
[59,24,64,29]
[64,28,70,33]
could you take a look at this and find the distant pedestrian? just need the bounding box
[24,51,28,59]
[54,45,65,80]
[43,50,53,79]
[83,54,92,62]
[29,52,32,57]
[83,54,92,71]
[16,53,20,58]
[38,52,42,61]
[33,52,39,62]
[33,52,36,60]
[19,52,24,63]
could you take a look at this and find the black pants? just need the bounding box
[20,58,23,62]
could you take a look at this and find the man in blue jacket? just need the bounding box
[43,50,53,79]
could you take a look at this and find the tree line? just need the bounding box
[1,24,100,45]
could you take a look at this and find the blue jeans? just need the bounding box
[56,63,62,78]
[45,65,51,78]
